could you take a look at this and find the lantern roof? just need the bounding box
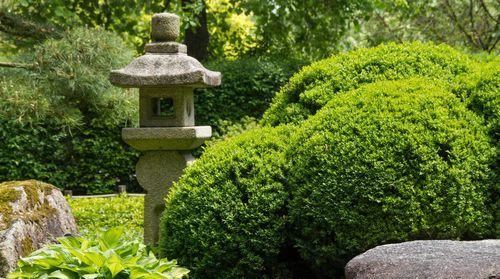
[109,13,221,88]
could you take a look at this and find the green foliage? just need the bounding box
[451,58,500,234]
[453,58,500,144]
[205,0,259,59]
[67,195,144,241]
[6,0,165,52]
[239,0,374,59]
[195,55,306,135]
[160,43,498,278]
[0,115,139,194]
[7,227,189,279]
[287,78,495,276]
[0,27,140,194]
[347,0,500,52]
[160,126,296,278]
[262,42,479,126]
[27,27,137,121]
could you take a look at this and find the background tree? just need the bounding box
[342,0,499,52]
[1,0,165,53]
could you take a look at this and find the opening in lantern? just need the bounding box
[152,97,174,118]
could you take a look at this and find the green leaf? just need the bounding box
[83,251,106,268]
[106,252,125,278]
[99,227,124,250]
[82,274,100,279]
[6,271,30,279]
[58,236,82,249]
[167,267,190,278]
[47,270,78,279]
[129,266,151,278]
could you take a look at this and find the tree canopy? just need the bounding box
[1,0,498,60]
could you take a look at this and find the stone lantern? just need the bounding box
[109,13,221,244]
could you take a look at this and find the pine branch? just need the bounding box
[0,61,37,70]
[0,10,61,41]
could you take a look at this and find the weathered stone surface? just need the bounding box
[145,42,187,54]
[109,12,220,89]
[122,126,211,151]
[111,12,218,246]
[139,87,195,127]
[345,240,500,279]
[109,53,221,88]
[151,13,180,42]
[136,151,194,244]
[0,180,78,276]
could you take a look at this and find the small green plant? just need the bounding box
[67,195,144,241]
[7,227,189,279]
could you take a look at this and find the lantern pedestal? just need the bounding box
[109,12,220,245]
[135,150,194,244]
[123,126,211,244]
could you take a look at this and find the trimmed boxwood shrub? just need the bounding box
[262,42,479,126]
[452,58,500,235]
[286,78,495,277]
[159,43,498,278]
[454,58,500,144]
[159,126,297,279]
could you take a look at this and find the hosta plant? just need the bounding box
[7,227,189,279]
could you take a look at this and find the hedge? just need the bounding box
[195,56,306,135]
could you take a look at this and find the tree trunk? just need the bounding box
[164,0,209,61]
[184,1,209,61]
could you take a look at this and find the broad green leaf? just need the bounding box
[6,271,31,279]
[99,227,124,250]
[83,252,106,268]
[64,247,92,265]
[168,267,190,278]
[106,252,125,278]
[58,236,82,249]
[129,266,151,278]
[150,272,169,279]
[47,270,78,279]
[82,274,100,279]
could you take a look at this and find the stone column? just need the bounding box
[109,13,221,244]
[136,151,194,244]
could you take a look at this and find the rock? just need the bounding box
[0,180,78,276]
[345,240,500,279]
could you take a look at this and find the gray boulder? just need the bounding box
[0,180,78,276]
[345,240,500,279]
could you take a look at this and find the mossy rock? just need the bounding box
[0,180,78,277]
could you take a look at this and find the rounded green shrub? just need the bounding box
[286,78,495,276]
[159,44,498,278]
[160,126,297,278]
[262,42,479,126]
[453,58,500,144]
[452,58,500,236]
